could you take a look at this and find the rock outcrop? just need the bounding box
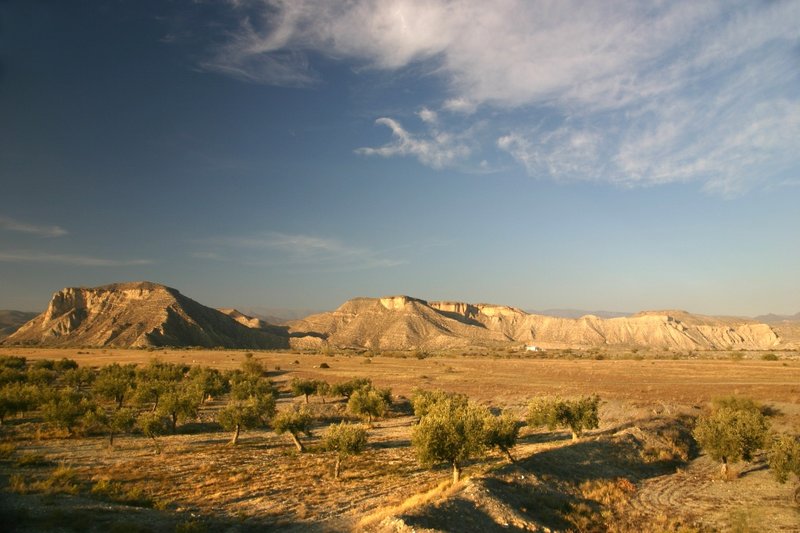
[3,282,288,349]
[287,296,783,351]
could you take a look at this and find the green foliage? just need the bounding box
[411,388,468,419]
[26,367,58,386]
[411,395,490,482]
[134,360,186,410]
[693,398,769,473]
[62,367,96,391]
[0,382,39,423]
[290,378,319,403]
[273,407,313,436]
[324,422,368,457]
[94,363,137,408]
[41,390,96,435]
[156,384,201,433]
[0,355,27,370]
[218,398,264,444]
[137,412,170,453]
[241,353,265,377]
[315,380,331,402]
[331,378,372,399]
[761,353,779,361]
[767,433,800,484]
[484,411,521,461]
[53,358,79,372]
[273,407,313,451]
[323,422,368,479]
[186,366,228,401]
[0,366,27,386]
[526,395,600,440]
[228,372,277,403]
[347,388,388,423]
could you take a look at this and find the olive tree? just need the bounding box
[767,433,800,504]
[412,395,490,483]
[693,397,768,477]
[290,378,319,404]
[331,378,372,400]
[41,389,96,436]
[347,387,389,424]
[217,375,277,445]
[273,407,313,452]
[94,363,137,409]
[526,395,600,441]
[323,422,368,480]
[0,382,39,425]
[484,411,521,463]
[411,389,467,419]
[157,383,202,433]
[138,411,170,454]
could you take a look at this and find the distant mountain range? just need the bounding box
[2,282,797,351]
[0,310,38,341]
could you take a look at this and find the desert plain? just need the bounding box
[1,346,799,532]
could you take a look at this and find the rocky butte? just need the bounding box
[2,284,791,351]
[3,282,288,349]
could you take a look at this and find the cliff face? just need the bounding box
[287,296,782,351]
[3,282,288,349]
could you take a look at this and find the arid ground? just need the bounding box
[1,347,799,532]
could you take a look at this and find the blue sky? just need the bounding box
[1,0,798,316]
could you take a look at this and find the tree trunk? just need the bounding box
[720,457,729,478]
[501,446,515,464]
[171,413,178,433]
[290,432,305,452]
[334,456,341,480]
[571,430,579,441]
[304,394,309,404]
[109,431,115,447]
[230,423,240,445]
[452,461,461,484]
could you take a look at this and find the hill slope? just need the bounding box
[288,296,782,351]
[2,282,288,349]
[0,310,38,341]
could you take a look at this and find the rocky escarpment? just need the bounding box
[287,296,782,351]
[3,282,288,349]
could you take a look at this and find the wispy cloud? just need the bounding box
[199,232,404,271]
[0,215,67,238]
[199,0,800,194]
[355,117,470,169]
[0,251,152,267]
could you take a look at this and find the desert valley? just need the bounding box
[0,282,799,532]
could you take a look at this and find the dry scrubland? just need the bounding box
[1,347,799,532]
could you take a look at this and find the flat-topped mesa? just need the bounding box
[474,303,525,318]
[379,295,428,310]
[429,301,525,319]
[3,281,288,349]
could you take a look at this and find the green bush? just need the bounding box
[273,407,313,452]
[526,395,600,441]
[323,422,368,479]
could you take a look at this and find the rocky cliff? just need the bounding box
[287,296,783,351]
[3,282,288,349]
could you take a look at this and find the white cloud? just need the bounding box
[201,232,404,270]
[0,215,67,238]
[417,107,437,124]
[355,117,470,169]
[202,0,800,193]
[0,251,152,267]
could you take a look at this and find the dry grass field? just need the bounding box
[1,347,799,532]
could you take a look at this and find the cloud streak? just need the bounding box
[200,232,404,270]
[200,0,800,194]
[0,251,152,267]
[0,215,68,238]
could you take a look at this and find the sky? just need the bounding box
[1,0,798,317]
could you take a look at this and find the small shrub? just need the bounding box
[761,353,778,361]
[527,395,600,441]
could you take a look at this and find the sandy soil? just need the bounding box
[1,347,799,531]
